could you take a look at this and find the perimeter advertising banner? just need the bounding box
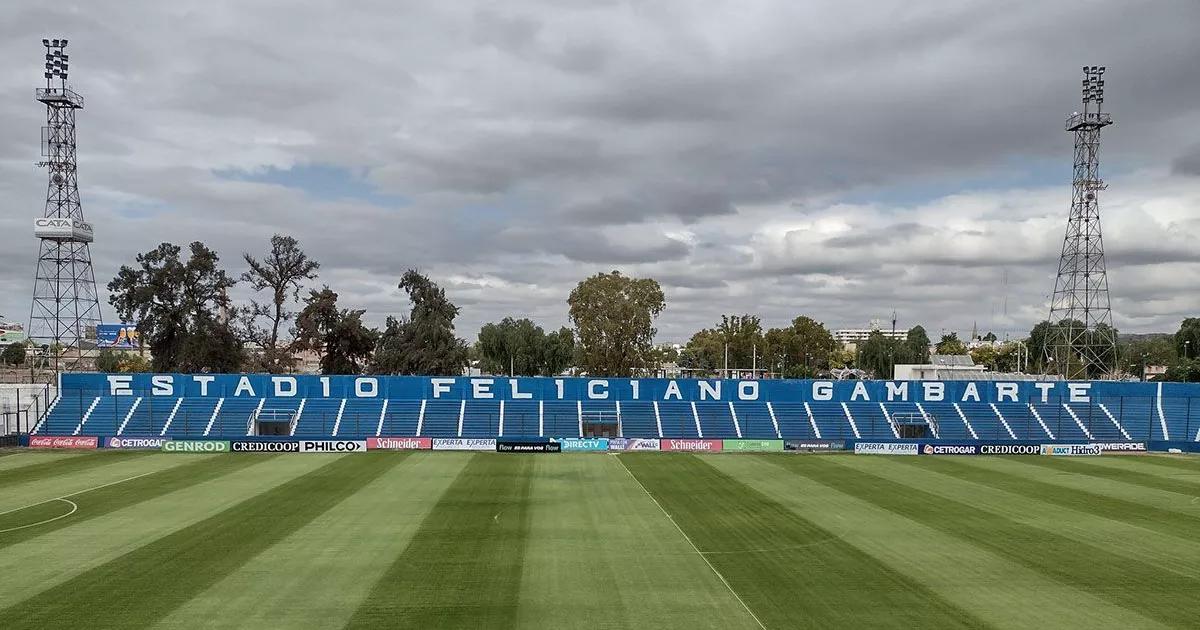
[723,439,783,452]
[432,438,496,451]
[660,439,723,452]
[854,442,919,455]
[105,437,171,450]
[367,437,432,450]
[29,436,98,449]
[607,438,661,451]
[1041,444,1102,456]
[559,438,608,452]
[497,439,562,453]
[163,440,230,453]
[784,440,844,451]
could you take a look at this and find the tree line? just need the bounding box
[10,234,1194,383]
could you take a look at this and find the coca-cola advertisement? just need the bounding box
[29,436,99,449]
[659,438,722,452]
[367,437,432,450]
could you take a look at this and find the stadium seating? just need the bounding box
[30,380,1200,444]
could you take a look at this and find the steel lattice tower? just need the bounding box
[28,38,102,371]
[1044,66,1116,379]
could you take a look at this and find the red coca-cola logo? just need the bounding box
[30,436,99,449]
[367,437,432,450]
[660,439,723,452]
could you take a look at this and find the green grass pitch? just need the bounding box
[1,450,1199,629]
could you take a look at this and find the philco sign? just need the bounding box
[34,217,94,242]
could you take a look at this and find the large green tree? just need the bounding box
[242,234,320,373]
[935,332,969,355]
[857,331,904,378]
[905,325,931,364]
[108,242,243,372]
[371,270,469,375]
[568,271,665,377]
[476,317,575,376]
[293,287,377,375]
[680,314,765,376]
[762,315,839,378]
[1,342,25,366]
[1175,318,1200,360]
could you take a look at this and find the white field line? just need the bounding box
[616,455,767,630]
[0,498,77,533]
[0,469,160,530]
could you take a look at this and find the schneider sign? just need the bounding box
[34,217,94,242]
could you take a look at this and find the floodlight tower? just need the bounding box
[1044,66,1116,379]
[28,38,103,372]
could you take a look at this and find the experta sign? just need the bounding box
[368,437,431,450]
[660,439,722,452]
[1042,444,1102,456]
[64,373,1181,406]
[29,436,98,449]
[432,438,496,451]
[723,439,784,452]
[163,440,230,453]
[559,438,608,452]
[854,442,919,455]
[106,437,171,449]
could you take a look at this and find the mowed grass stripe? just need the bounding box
[0,452,202,514]
[151,453,470,630]
[1119,454,1200,474]
[1018,456,1200,496]
[715,455,1166,630]
[0,454,263,548]
[0,455,331,609]
[517,455,760,629]
[0,450,90,472]
[3,454,401,630]
[956,456,1200,521]
[798,456,1200,628]
[899,456,1200,543]
[344,454,534,629]
[623,454,986,629]
[863,456,1200,579]
[0,450,153,488]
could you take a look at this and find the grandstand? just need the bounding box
[29,373,1200,444]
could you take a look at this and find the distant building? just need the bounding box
[894,354,1058,381]
[833,328,907,351]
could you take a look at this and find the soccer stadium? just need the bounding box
[5,2,1200,629]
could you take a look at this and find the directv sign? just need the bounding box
[65,373,1187,404]
[34,217,93,242]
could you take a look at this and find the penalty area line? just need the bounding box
[616,455,767,630]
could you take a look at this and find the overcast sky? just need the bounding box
[2,1,1199,344]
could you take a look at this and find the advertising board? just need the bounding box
[784,439,843,451]
[560,438,608,452]
[853,442,919,455]
[297,440,366,453]
[608,438,660,451]
[921,444,978,455]
[978,443,1041,455]
[432,438,496,451]
[723,439,784,452]
[497,439,562,453]
[96,323,140,349]
[1041,444,1102,457]
[105,437,171,449]
[1091,442,1147,452]
[660,439,722,452]
[29,436,98,449]
[231,441,300,453]
[367,437,432,450]
[162,440,230,453]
